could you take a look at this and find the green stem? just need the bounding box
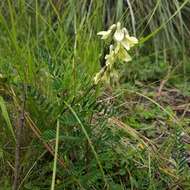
[51,119,60,190]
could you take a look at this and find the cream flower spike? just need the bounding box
[97,24,116,40]
[95,22,138,85]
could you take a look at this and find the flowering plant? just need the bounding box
[94,22,138,85]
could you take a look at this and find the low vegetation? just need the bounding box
[0,1,190,189]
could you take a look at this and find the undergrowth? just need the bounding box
[0,0,190,190]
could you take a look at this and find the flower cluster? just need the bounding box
[94,22,138,85]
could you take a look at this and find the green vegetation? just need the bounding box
[0,1,190,189]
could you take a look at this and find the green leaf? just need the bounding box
[0,96,16,142]
[42,129,82,142]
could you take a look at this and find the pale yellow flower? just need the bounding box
[113,22,125,42]
[97,30,112,40]
[109,24,117,31]
[115,43,132,62]
[124,35,138,48]
[105,45,115,68]
[113,23,138,51]
[97,24,116,40]
[94,67,106,84]
[94,71,102,84]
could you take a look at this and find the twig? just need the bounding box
[13,85,26,190]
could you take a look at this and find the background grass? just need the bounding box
[0,0,190,189]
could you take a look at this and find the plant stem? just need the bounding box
[13,86,26,190]
[51,119,60,190]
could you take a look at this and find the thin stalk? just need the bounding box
[13,86,26,190]
[126,0,136,36]
[51,119,60,190]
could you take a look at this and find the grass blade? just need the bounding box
[140,0,190,43]
[51,119,60,190]
[0,96,16,142]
